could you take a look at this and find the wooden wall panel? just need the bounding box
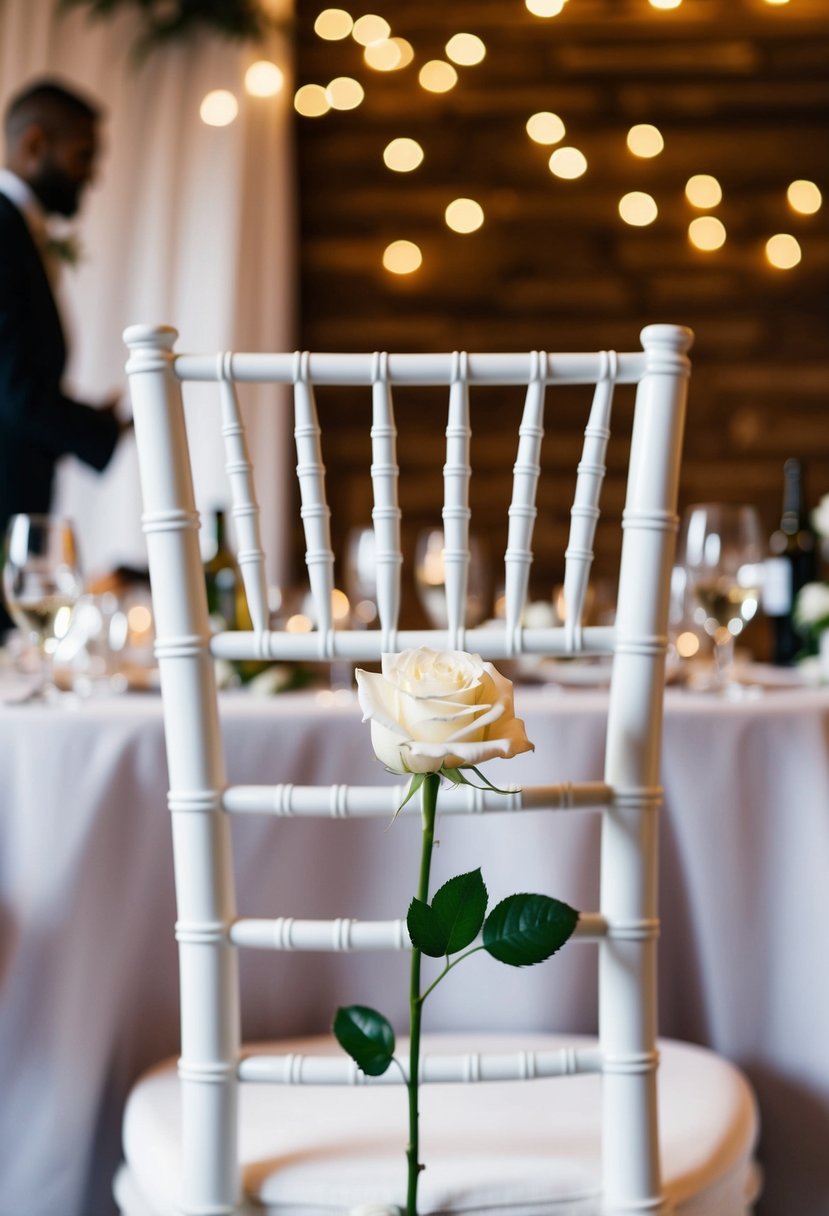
[294,0,829,638]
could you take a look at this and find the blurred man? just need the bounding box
[0,78,126,633]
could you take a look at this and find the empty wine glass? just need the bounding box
[414,529,489,629]
[2,515,83,701]
[344,527,379,628]
[679,503,764,694]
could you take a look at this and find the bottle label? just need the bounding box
[762,556,793,616]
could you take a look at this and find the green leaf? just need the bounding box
[390,772,426,824]
[483,894,579,967]
[432,868,489,954]
[407,869,488,957]
[439,765,513,795]
[407,897,448,958]
[332,1005,395,1076]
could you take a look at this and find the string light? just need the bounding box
[326,77,364,110]
[787,180,822,215]
[383,137,424,172]
[688,216,726,251]
[294,84,330,117]
[685,174,722,208]
[445,198,485,233]
[526,0,567,15]
[389,37,415,68]
[383,240,423,274]
[314,8,353,39]
[526,111,566,145]
[418,60,458,92]
[549,146,587,179]
[627,124,664,158]
[244,61,284,98]
[765,234,801,269]
[364,39,401,70]
[200,90,238,126]
[618,192,658,226]
[352,14,390,46]
[445,33,486,66]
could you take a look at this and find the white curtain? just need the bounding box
[0,0,295,584]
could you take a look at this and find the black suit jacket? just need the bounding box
[0,191,119,629]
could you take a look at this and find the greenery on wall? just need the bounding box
[59,0,289,56]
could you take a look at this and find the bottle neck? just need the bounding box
[780,459,808,536]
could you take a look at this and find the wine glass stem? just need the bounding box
[38,640,57,697]
[713,631,735,687]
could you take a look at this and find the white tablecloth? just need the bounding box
[1,681,827,1216]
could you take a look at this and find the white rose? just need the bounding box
[795,581,829,628]
[355,647,534,775]
[812,494,829,540]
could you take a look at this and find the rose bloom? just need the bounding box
[795,581,829,628]
[812,494,829,541]
[355,647,534,775]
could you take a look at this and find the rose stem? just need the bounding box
[407,771,439,1216]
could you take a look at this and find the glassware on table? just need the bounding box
[2,514,83,701]
[679,503,765,694]
[344,527,379,628]
[414,528,489,629]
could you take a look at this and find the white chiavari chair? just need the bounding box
[114,323,760,1216]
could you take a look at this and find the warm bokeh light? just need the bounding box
[200,90,238,127]
[383,137,424,172]
[331,588,351,623]
[352,13,390,45]
[294,83,330,117]
[627,123,664,158]
[314,8,353,39]
[418,60,458,92]
[127,604,153,636]
[649,0,682,8]
[764,0,791,5]
[244,61,284,97]
[389,37,415,67]
[383,240,423,274]
[765,233,802,269]
[787,179,822,215]
[286,613,313,633]
[364,38,402,70]
[445,198,485,233]
[685,174,722,209]
[526,0,567,14]
[325,76,364,110]
[549,146,587,179]
[618,191,658,226]
[446,33,486,65]
[526,111,566,145]
[688,216,727,251]
[676,631,700,659]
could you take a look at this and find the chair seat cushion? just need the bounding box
[117,1034,760,1216]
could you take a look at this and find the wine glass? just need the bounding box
[344,527,379,628]
[679,504,764,694]
[2,515,83,701]
[414,528,489,629]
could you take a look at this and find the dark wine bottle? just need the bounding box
[203,508,241,630]
[764,459,817,664]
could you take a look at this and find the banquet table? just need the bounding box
[1,675,827,1216]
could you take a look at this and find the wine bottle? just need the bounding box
[203,508,250,632]
[764,459,817,664]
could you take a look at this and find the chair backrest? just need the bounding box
[125,322,693,1216]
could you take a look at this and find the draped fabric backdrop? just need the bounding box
[0,0,295,585]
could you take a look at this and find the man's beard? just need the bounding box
[29,164,81,218]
